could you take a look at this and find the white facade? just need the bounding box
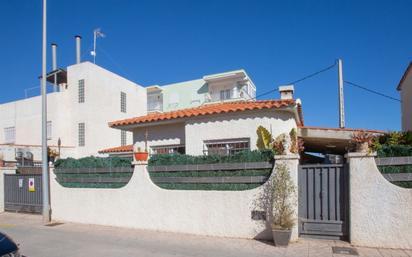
[131,109,298,156]
[398,62,412,131]
[0,62,146,161]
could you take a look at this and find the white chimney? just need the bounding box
[75,35,81,64]
[278,85,294,100]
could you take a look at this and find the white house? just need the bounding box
[0,61,146,161]
[397,61,412,131]
[100,88,303,157]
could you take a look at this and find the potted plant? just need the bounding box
[271,163,296,247]
[134,147,149,161]
[351,131,376,153]
[47,147,59,163]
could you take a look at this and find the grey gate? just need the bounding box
[298,164,349,240]
[4,174,43,213]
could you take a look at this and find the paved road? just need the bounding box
[0,213,411,257]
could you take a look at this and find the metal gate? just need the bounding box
[4,174,43,213]
[298,164,349,240]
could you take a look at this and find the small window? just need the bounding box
[4,127,15,144]
[120,92,127,113]
[204,138,250,156]
[78,123,85,147]
[78,79,85,103]
[219,89,232,101]
[47,121,52,140]
[151,145,185,155]
[121,130,127,146]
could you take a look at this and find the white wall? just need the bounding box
[185,110,297,155]
[132,123,185,151]
[66,62,146,157]
[347,153,412,249]
[400,73,412,131]
[50,155,299,240]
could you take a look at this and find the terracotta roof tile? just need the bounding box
[98,145,133,154]
[109,99,300,127]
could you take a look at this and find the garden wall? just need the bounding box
[50,155,300,240]
[347,153,412,249]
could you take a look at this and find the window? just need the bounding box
[4,127,15,144]
[121,130,127,146]
[47,121,52,140]
[120,92,127,113]
[203,138,250,156]
[151,145,185,155]
[219,89,232,101]
[147,93,163,112]
[78,79,85,103]
[78,123,85,147]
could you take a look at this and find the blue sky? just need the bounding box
[0,0,410,131]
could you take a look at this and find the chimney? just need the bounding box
[278,85,294,100]
[75,35,81,64]
[51,43,57,92]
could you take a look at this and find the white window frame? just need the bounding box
[47,121,52,140]
[203,138,250,156]
[121,130,127,146]
[78,123,85,147]
[78,79,85,103]
[120,92,127,113]
[4,127,15,144]
[150,144,185,155]
[219,89,232,101]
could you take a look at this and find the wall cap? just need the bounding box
[274,154,300,160]
[132,161,148,166]
[345,152,377,158]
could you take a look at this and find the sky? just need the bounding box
[0,0,410,131]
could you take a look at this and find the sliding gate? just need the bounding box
[4,174,43,213]
[298,164,349,240]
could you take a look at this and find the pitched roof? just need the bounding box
[109,99,302,128]
[98,144,133,154]
[397,61,412,91]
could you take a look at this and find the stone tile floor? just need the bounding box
[0,212,410,257]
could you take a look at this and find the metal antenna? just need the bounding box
[91,28,105,64]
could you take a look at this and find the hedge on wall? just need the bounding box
[377,145,412,157]
[148,150,274,166]
[54,156,133,168]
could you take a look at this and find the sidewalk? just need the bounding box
[0,212,410,257]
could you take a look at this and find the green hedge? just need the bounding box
[149,169,271,178]
[148,150,274,166]
[54,156,132,168]
[377,145,412,157]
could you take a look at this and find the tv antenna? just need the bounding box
[90,28,105,64]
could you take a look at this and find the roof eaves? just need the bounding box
[397,61,412,91]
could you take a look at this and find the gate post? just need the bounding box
[274,154,300,241]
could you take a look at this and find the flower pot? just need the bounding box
[356,142,369,153]
[272,229,291,247]
[134,152,149,161]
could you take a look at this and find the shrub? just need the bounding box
[54,156,132,168]
[377,145,412,157]
[148,150,274,166]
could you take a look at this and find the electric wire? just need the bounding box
[344,80,401,102]
[255,61,337,99]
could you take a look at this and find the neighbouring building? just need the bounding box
[397,61,412,131]
[0,61,146,161]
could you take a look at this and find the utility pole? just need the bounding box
[338,59,345,128]
[41,0,51,223]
